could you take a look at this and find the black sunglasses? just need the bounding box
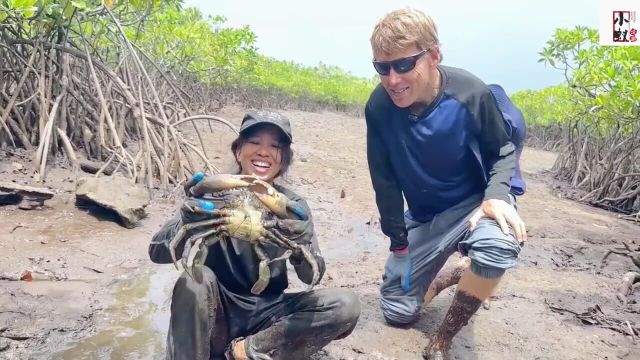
[372,49,428,76]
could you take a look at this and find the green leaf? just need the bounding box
[63,2,75,18]
[71,0,87,10]
[10,0,36,9]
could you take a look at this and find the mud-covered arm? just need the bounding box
[365,104,408,251]
[149,212,185,264]
[476,90,517,203]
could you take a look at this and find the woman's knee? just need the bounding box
[324,289,361,340]
[328,289,361,325]
[172,265,218,303]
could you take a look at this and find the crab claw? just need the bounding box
[184,171,206,196]
[189,174,259,197]
[250,180,307,220]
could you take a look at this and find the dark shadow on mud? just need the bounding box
[74,197,124,227]
[0,193,21,205]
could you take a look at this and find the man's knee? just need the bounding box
[460,219,522,279]
[379,293,420,326]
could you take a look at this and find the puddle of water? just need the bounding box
[49,266,178,360]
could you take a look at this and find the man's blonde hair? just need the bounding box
[370,8,441,59]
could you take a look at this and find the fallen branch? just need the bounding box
[617,272,640,306]
[545,299,640,337]
[601,242,640,269]
[80,159,116,175]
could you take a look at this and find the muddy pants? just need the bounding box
[165,266,360,360]
[380,193,522,325]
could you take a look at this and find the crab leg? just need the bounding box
[181,227,226,279]
[251,244,271,295]
[191,232,225,268]
[191,238,209,267]
[270,228,303,249]
[168,209,234,269]
[254,237,286,249]
[263,231,297,250]
[183,237,205,279]
[270,249,293,263]
[186,231,227,280]
[297,245,321,290]
[271,229,320,290]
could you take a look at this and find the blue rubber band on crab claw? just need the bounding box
[184,171,206,197]
[196,199,217,218]
[192,171,205,183]
[291,206,307,220]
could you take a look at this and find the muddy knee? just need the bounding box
[331,289,361,325]
[172,265,219,305]
[167,266,223,358]
[327,289,361,339]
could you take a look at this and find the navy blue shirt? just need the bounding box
[380,93,485,222]
[365,65,517,250]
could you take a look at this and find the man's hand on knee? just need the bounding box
[469,199,527,244]
[384,246,413,291]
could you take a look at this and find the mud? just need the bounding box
[1,106,639,359]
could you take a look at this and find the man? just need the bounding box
[364,9,527,360]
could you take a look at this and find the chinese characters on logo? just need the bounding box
[613,11,637,42]
[600,0,638,45]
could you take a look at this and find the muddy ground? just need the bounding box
[1,106,639,360]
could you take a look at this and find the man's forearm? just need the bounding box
[367,132,407,250]
[478,89,518,204]
[365,103,408,251]
[483,141,516,203]
[377,192,409,251]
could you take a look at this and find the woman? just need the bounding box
[149,110,361,360]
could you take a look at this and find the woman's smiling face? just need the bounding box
[236,125,284,182]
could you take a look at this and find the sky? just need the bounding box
[183,0,600,94]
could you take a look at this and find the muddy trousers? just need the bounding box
[380,193,522,325]
[165,266,361,360]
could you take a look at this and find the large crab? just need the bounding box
[169,173,320,295]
